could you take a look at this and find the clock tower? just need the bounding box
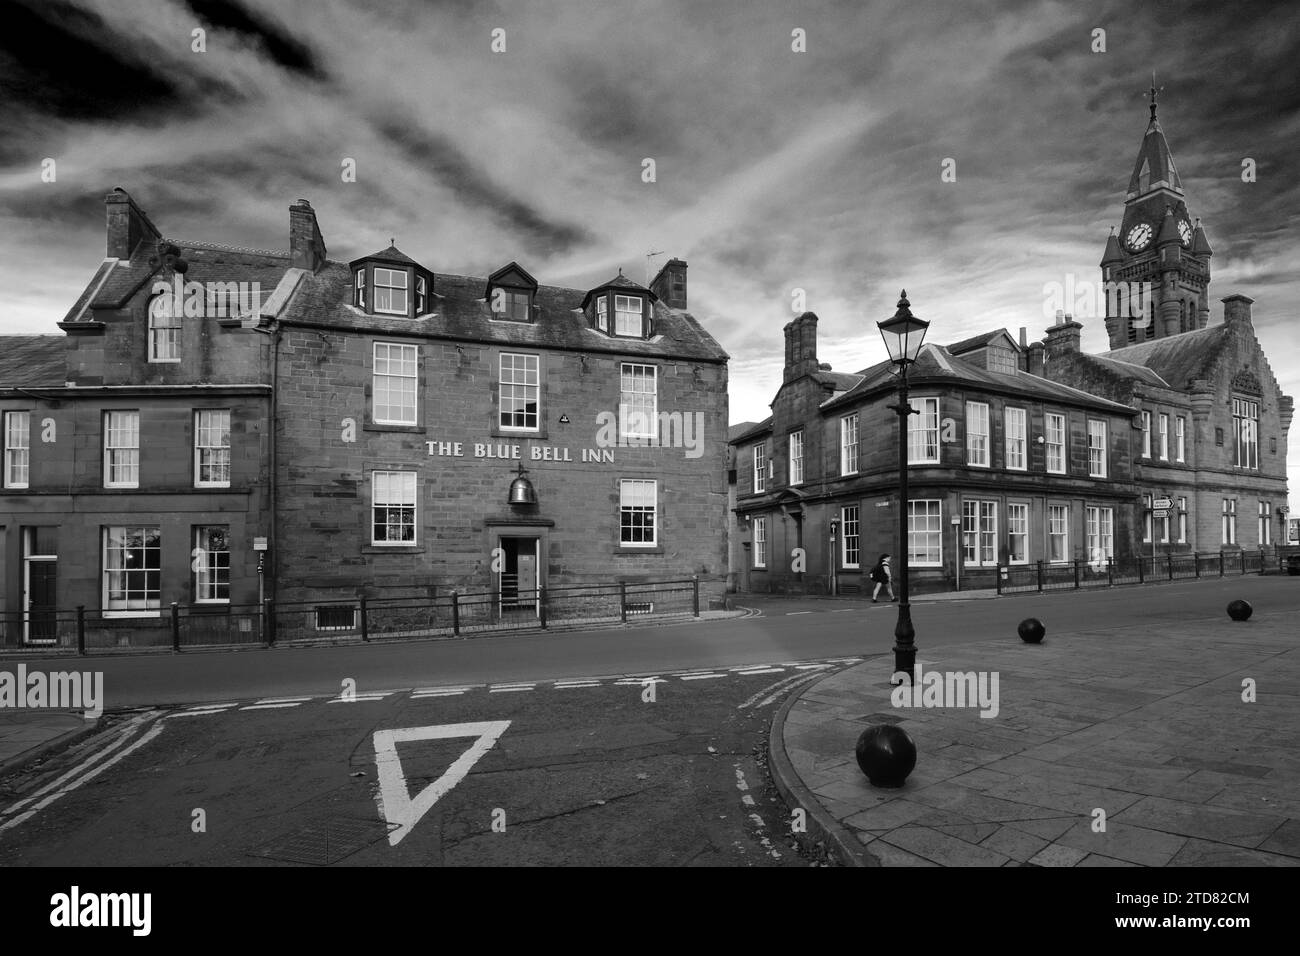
[1101,82,1213,350]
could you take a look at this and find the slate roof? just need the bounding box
[351,244,422,268]
[62,239,291,322]
[945,329,1015,355]
[824,343,1133,414]
[280,261,728,362]
[728,421,761,442]
[1098,324,1230,390]
[729,417,773,444]
[0,336,66,387]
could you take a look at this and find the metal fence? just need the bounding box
[996,549,1278,595]
[0,577,703,656]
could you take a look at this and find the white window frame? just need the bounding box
[1258,501,1271,547]
[1143,493,1153,543]
[1157,413,1169,461]
[1140,410,1151,458]
[373,342,419,425]
[372,471,417,546]
[103,525,161,617]
[148,293,181,363]
[619,478,657,548]
[753,444,767,493]
[1086,506,1114,565]
[1004,407,1027,471]
[614,294,642,336]
[373,267,409,316]
[966,401,989,468]
[1048,504,1070,563]
[194,409,231,489]
[908,499,942,567]
[193,525,230,603]
[1222,498,1237,546]
[619,363,657,439]
[1175,416,1186,462]
[752,515,767,568]
[4,410,30,489]
[1177,497,1188,544]
[103,410,140,489]
[415,275,427,315]
[1232,398,1259,470]
[354,269,365,308]
[840,505,860,569]
[840,415,859,476]
[907,397,940,464]
[1045,412,1066,475]
[788,430,804,486]
[499,352,541,432]
[1007,502,1029,565]
[962,499,998,567]
[595,296,609,332]
[1087,419,1107,478]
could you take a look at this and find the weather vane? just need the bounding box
[1147,71,1164,120]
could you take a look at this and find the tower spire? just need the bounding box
[1147,71,1163,123]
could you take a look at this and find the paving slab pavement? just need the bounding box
[0,711,98,775]
[769,614,1300,867]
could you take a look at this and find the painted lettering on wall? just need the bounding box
[425,441,615,464]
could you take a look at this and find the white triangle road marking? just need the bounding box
[372,721,511,847]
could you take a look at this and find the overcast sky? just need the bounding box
[2,0,1297,501]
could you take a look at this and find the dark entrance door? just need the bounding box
[498,536,539,615]
[25,560,57,643]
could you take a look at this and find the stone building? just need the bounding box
[1046,96,1292,555]
[0,189,729,645]
[730,308,1140,594]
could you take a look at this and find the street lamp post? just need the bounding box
[877,291,930,685]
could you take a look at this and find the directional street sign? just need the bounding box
[1152,497,1173,511]
[1153,509,1169,518]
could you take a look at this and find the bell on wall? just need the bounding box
[507,463,538,506]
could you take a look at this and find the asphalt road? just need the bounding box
[0,665,843,867]
[2,576,1295,709]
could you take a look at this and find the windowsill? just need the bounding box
[363,544,423,554]
[148,359,182,365]
[492,426,547,440]
[365,422,425,434]
[103,484,140,491]
[101,610,161,619]
[616,545,663,555]
[195,482,232,490]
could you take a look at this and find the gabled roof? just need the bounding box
[279,262,727,362]
[62,239,291,322]
[728,421,761,442]
[485,261,538,293]
[1099,324,1231,390]
[946,328,1018,356]
[0,336,66,387]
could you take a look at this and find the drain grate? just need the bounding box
[248,815,398,866]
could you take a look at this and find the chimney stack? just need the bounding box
[289,199,328,273]
[1043,314,1083,355]
[783,312,820,383]
[649,258,688,310]
[1222,294,1254,326]
[104,187,160,260]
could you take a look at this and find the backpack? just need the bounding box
[870,564,884,583]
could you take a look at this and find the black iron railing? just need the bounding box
[996,549,1273,595]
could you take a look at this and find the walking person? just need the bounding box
[870,553,895,602]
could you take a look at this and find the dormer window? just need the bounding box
[596,296,609,332]
[374,268,408,315]
[349,245,431,319]
[492,289,532,322]
[615,295,642,336]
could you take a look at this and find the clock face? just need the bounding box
[1178,219,1193,246]
[1126,222,1153,251]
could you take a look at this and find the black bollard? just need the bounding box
[1227,599,1253,622]
[1018,617,1046,643]
[855,724,917,788]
